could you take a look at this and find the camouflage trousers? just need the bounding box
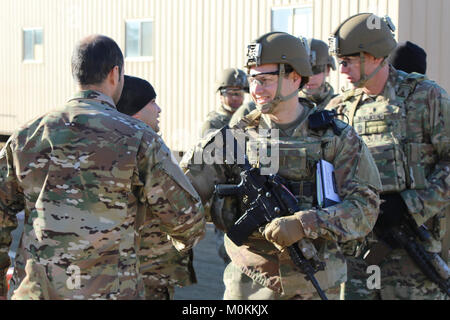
[140,274,175,300]
[223,262,341,300]
[340,256,378,300]
[342,249,449,300]
[144,282,175,300]
[214,228,231,264]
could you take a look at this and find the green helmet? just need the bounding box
[245,32,312,114]
[329,13,397,58]
[329,13,397,88]
[308,38,336,73]
[246,32,313,77]
[217,68,249,92]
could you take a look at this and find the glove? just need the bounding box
[263,214,305,250]
[375,193,409,231]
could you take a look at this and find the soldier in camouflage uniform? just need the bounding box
[299,38,337,110]
[229,101,257,128]
[229,38,336,127]
[201,68,252,264]
[181,32,381,300]
[0,35,205,300]
[326,13,450,300]
[116,75,196,300]
[201,68,250,137]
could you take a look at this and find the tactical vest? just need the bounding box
[230,105,348,293]
[241,104,341,210]
[347,72,430,193]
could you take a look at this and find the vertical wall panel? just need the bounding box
[425,0,441,84]
[398,0,449,92]
[442,0,450,92]
[1,0,448,152]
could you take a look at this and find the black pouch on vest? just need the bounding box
[308,110,342,135]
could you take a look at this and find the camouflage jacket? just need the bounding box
[138,208,196,291]
[326,66,450,252]
[200,103,250,228]
[229,101,257,128]
[299,82,337,111]
[0,90,205,300]
[201,105,233,138]
[181,102,381,295]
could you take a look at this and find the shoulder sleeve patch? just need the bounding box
[155,141,201,201]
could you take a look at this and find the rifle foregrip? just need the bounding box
[215,184,240,197]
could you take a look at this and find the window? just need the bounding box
[23,28,43,62]
[271,6,313,38]
[125,20,153,58]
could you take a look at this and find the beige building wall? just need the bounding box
[1,0,448,152]
[397,0,450,93]
[312,0,400,93]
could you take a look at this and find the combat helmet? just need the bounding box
[246,32,313,77]
[308,38,336,74]
[245,32,312,113]
[329,13,397,87]
[217,68,249,92]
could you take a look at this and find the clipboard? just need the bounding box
[316,159,341,208]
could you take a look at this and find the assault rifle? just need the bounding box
[376,209,450,297]
[213,126,328,300]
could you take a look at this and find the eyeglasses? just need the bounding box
[220,88,245,97]
[338,57,359,68]
[247,70,280,87]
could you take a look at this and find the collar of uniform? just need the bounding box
[361,66,398,103]
[217,105,234,117]
[68,90,117,109]
[381,65,399,101]
[342,87,364,102]
[260,101,316,137]
[300,82,334,104]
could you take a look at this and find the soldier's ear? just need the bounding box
[107,66,120,86]
[291,71,302,85]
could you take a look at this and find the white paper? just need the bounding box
[316,159,341,207]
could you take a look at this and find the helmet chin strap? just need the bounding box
[256,64,299,114]
[222,104,235,113]
[302,78,327,98]
[354,52,387,88]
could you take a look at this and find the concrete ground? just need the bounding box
[174,223,226,300]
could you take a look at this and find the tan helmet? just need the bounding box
[329,13,397,58]
[329,13,397,87]
[246,31,313,77]
[217,68,249,92]
[308,38,336,73]
[245,32,313,114]
[246,32,313,113]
